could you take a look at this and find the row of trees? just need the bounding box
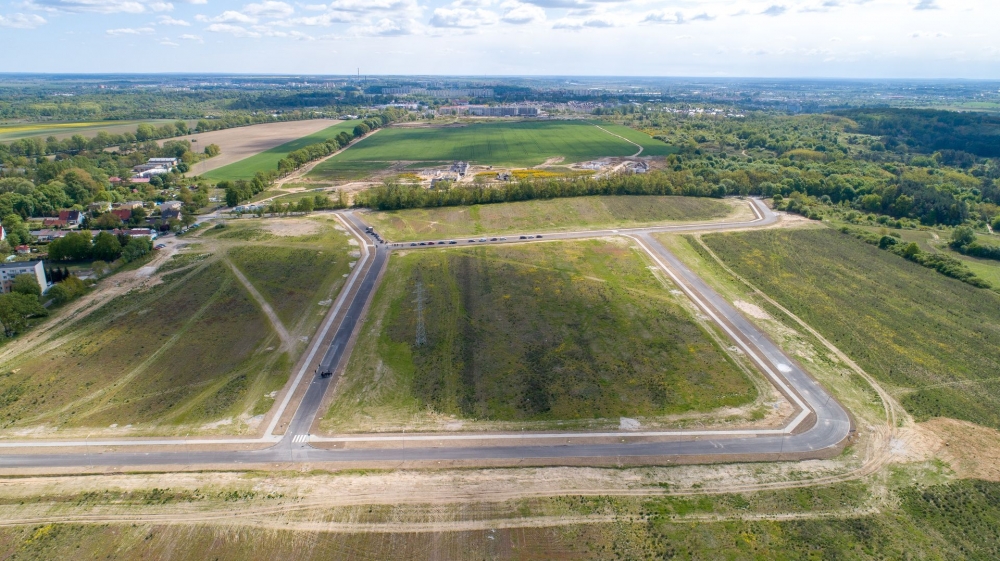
[48,232,153,263]
[276,132,353,176]
[274,113,399,178]
[950,225,1000,261]
[354,171,725,211]
[842,226,992,289]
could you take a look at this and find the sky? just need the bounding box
[1,0,997,77]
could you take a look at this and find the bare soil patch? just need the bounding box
[175,120,340,176]
[916,418,1000,481]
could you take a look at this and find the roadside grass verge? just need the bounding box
[363,196,738,242]
[322,239,756,433]
[698,227,1000,430]
[203,121,357,181]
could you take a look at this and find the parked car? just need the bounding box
[448,240,457,245]
[410,243,417,246]
[490,238,498,241]
[519,236,527,240]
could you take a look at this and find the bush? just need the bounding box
[11,274,41,297]
[120,236,153,263]
[48,232,92,261]
[0,292,47,337]
[950,225,977,248]
[47,276,87,306]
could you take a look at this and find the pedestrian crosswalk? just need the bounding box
[291,434,309,443]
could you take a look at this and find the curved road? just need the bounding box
[0,200,852,470]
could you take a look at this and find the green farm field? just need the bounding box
[0,216,355,437]
[308,121,675,180]
[0,119,184,142]
[321,239,757,433]
[203,121,358,181]
[695,227,1000,430]
[363,195,742,242]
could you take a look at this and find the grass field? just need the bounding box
[697,227,1000,430]
[322,239,755,433]
[0,119,183,142]
[0,216,355,436]
[306,159,393,182]
[363,196,738,242]
[202,121,358,182]
[307,121,675,180]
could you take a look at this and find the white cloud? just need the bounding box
[206,22,261,36]
[179,32,203,41]
[157,15,189,25]
[106,26,154,34]
[28,0,149,14]
[244,0,293,18]
[329,0,418,13]
[914,0,940,9]
[643,10,683,24]
[197,10,257,23]
[0,13,46,28]
[553,15,615,30]
[500,1,544,24]
[159,38,179,46]
[430,7,498,28]
[350,16,418,36]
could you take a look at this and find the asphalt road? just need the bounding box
[0,200,852,469]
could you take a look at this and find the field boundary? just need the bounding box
[593,123,643,157]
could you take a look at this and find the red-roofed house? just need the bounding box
[111,209,132,221]
[42,218,68,228]
[58,210,83,227]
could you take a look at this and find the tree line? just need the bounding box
[354,170,725,211]
[224,111,402,207]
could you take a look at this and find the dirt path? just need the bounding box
[0,242,183,364]
[593,124,643,157]
[271,128,384,190]
[224,258,294,351]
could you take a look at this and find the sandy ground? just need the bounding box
[174,120,341,176]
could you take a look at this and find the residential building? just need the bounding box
[111,209,132,221]
[0,260,47,294]
[88,202,112,213]
[58,210,83,227]
[30,229,69,242]
[114,228,156,239]
[15,245,30,255]
[159,201,183,212]
[42,219,68,228]
[161,209,182,221]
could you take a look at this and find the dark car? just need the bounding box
[419,242,427,246]
[410,243,417,246]
[519,236,527,240]
[427,241,435,245]
[490,237,498,241]
[536,235,543,239]
[469,239,476,243]
[448,240,457,245]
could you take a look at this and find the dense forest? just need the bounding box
[836,108,1000,158]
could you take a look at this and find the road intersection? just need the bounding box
[0,199,852,471]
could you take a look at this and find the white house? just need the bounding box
[0,260,48,294]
